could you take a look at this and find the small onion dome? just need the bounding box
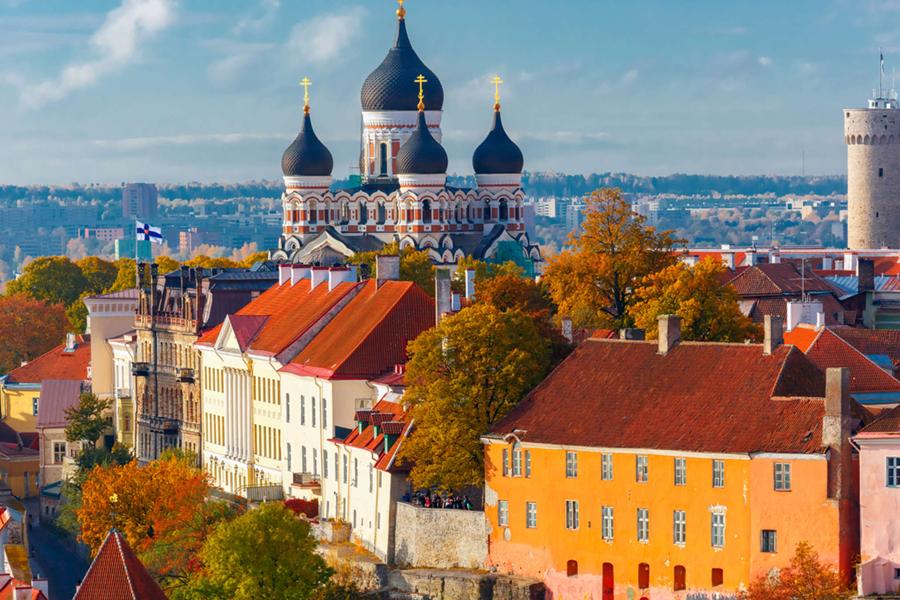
[361,17,444,112]
[473,109,524,175]
[396,110,448,175]
[281,111,334,177]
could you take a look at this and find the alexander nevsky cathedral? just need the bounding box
[270,1,541,270]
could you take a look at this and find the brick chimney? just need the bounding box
[619,328,645,341]
[657,315,680,355]
[278,263,292,286]
[310,267,329,290]
[763,315,783,355]
[823,367,852,500]
[857,258,875,293]
[376,255,400,288]
[561,317,573,344]
[435,269,452,323]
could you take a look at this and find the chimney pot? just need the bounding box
[619,328,645,341]
[328,266,356,291]
[858,258,875,293]
[376,255,400,288]
[291,264,311,286]
[310,267,329,290]
[763,315,783,355]
[561,317,573,344]
[435,270,452,324]
[825,367,851,421]
[278,263,291,286]
[657,315,681,355]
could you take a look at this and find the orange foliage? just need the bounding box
[0,294,68,375]
[742,542,854,600]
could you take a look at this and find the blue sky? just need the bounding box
[1,0,898,184]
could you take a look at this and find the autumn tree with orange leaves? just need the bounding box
[741,542,854,600]
[0,294,68,374]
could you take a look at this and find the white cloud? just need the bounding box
[757,56,773,67]
[205,41,273,87]
[14,0,175,110]
[233,0,280,35]
[285,7,366,65]
[92,132,284,150]
[596,68,639,96]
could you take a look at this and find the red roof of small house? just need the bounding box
[0,424,37,451]
[35,379,83,430]
[283,280,434,380]
[0,575,46,600]
[337,398,411,472]
[828,328,900,370]
[0,443,38,460]
[196,276,360,356]
[490,339,830,455]
[857,404,900,437]
[727,262,835,296]
[785,327,900,394]
[4,336,90,384]
[741,295,846,326]
[74,529,167,600]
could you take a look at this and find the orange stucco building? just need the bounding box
[483,316,860,600]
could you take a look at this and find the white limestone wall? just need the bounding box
[844,108,900,249]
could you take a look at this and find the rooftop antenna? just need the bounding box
[880,48,885,99]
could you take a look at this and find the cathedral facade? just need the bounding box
[271,1,541,269]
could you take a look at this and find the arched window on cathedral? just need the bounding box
[339,201,350,225]
[377,202,386,224]
[308,201,318,224]
[358,201,368,225]
[380,142,388,176]
[499,199,509,222]
[422,200,432,224]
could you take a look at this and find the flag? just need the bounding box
[136,221,164,244]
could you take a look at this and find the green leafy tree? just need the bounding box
[76,257,118,294]
[64,392,112,447]
[238,251,270,268]
[6,256,88,306]
[543,188,682,329]
[628,257,761,342]
[155,256,181,276]
[180,502,331,600]
[452,257,524,293]
[108,258,138,292]
[399,304,551,489]
[0,294,68,375]
[66,291,91,334]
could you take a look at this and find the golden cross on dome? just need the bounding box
[492,75,504,111]
[397,0,406,20]
[300,77,312,114]
[415,73,428,111]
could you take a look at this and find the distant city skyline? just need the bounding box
[1,0,898,184]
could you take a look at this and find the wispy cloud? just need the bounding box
[233,0,280,35]
[11,0,175,110]
[596,68,640,96]
[92,132,284,150]
[285,7,366,65]
[204,40,274,87]
[757,56,773,67]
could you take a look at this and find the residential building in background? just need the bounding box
[36,380,83,502]
[79,227,125,242]
[121,183,158,221]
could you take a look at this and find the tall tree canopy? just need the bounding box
[181,502,331,600]
[399,304,551,490]
[64,392,113,447]
[76,257,118,294]
[6,256,89,306]
[0,294,68,375]
[628,257,761,342]
[543,188,681,329]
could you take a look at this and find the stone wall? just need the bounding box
[393,502,489,569]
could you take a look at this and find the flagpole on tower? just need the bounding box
[134,218,140,289]
[880,48,885,99]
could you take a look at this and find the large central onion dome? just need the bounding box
[473,109,524,175]
[396,110,448,175]
[282,109,334,177]
[361,14,444,112]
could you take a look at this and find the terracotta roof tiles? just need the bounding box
[4,336,90,384]
[74,529,167,600]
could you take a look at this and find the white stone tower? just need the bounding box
[844,63,900,249]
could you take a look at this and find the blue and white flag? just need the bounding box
[136,221,164,244]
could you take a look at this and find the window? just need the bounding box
[567,560,578,577]
[512,443,522,477]
[887,457,900,487]
[286,443,292,471]
[526,502,537,528]
[502,448,509,477]
[301,446,307,473]
[601,506,614,541]
[711,568,724,587]
[323,398,328,430]
[674,565,686,591]
[313,449,318,476]
[638,563,650,589]
[285,393,290,423]
[32,397,39,416]
[712,460,725,488]
[601,453,613,480]
[774,463,791,491]
[369,464,373,492]
[565,451,577,478]
[636,455,648,483]
[53,441,66,464]
[674,457,686,486]
[637,508,649,542]
[311,398,316,428]
[565,500,579,530]
[711,511,726,548]
[761,529,777,553]
[342,454,348,484]
[498,500,509,527]
[353,458,358,487]
[895,567,900,580]
[323,450,329,479]
[300,396,305,426]
[879,167,884,177]
[673,510,686,545]
[525,450,532,478]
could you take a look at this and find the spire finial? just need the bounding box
[397,0,406,20]
[415,73,428,111]
[492,75,504,112]
[300,77,312,115]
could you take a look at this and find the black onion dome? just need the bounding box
[281,112,334,177]
[473,110,524,174]
[396,111,448,175]
[361,19,444,112]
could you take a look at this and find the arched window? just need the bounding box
[377,202,386,224]
[339,202,350,224]
[380,142,388,176]
[638,563,650,589]
[308,201,318,224]
[499,199,509,222]
[422,200,432,224]
[566,560,578,577]
[674,565,686,591]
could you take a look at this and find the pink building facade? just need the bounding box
[855,406,900,596]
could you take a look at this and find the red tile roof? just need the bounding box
[74,529,167,600]
[857,404,900,436]
[283,280,434,380]
[490,340,828,454]
[0,575,46,600]
[35,379,83,429]
[0,443,38,460]
[742,295,845,326]
[196,278,360,356]
[337,398,411,471]
[4,336,90,384]
[783,324,821,353]
[728,263,834,296]
[829,327,900,369]
[786,328,900,394]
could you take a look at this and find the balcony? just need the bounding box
[291,472,321,490]
[161,420,179,435]
[176,368,195,384]
[131,362,150,377]
[115,388,132,399]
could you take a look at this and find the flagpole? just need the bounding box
[134,218,140,289]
